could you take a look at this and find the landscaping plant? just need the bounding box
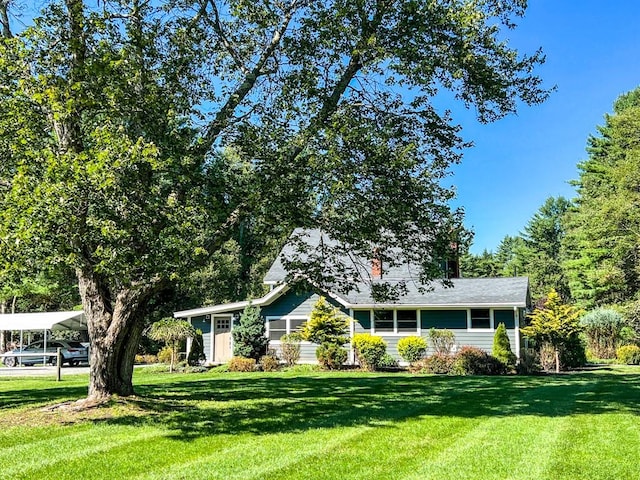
[398,336,428,364]
[492,323,516,369]
[352,333,387,371]
[147,318,196,373]
[428,328,456,355]
[232,303,269,361]
[521,289,584,373]
[315,343,347,370]
[580,308,625,359]
[279,333,302,366]
[452,346,507,375]
[616,345,640,365]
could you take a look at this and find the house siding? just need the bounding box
[191,315,211,362]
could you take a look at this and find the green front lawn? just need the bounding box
[0,367,638,479]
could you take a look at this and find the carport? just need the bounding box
[0,311,87,365]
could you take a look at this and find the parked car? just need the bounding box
[1,340,88,367]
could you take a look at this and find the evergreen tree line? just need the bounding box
[461,86,640,319]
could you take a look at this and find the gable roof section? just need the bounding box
[174,276,529,318]
[342,277,530,308]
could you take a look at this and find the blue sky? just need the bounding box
[449,1,640,254]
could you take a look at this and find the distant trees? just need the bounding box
[461,196,570,304]
[562,87,640,308]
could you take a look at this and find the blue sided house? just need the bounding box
[174,229,531,365]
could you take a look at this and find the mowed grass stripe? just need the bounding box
[1,425,166,477]
[1,368,639,480]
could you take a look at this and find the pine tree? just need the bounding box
[492,323,516,369]
[232,303,269,360]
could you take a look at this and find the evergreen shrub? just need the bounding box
[352,333,387,371]
[316,342,347,370]
[187,329,206,366]
[232,303,269,360]
[378,353,399,369]
[492,323,516,369]
[397,336,428,364]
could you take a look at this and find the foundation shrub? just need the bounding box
[452,346,506,375]
[492,323,516,369]
[316,342,347,370]
[228,356,257,372]
[352,333,387,371]
[260,354,280,372]
[428,328,456,355]
[280,333,302,366]
[413,353,455,374]
[397,336,428,364]
[378,353,399,369]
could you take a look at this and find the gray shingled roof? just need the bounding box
[264,228,530,308]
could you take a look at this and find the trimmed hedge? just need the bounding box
[398,336,427,364]
[353,333,388,371]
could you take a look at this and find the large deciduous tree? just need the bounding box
[0,0,549,401]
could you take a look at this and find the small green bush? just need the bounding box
[157,346,174,365]
[352,333,387,371]
[228,356,257,372]
[492,323,516,369]
[187,329,206,366]
[280,333,302,366]
[617,345,640,365]
[452,346,506,375]
[397,336,427,364]
[260,354,280,372]
[316,342,347,370]
[134,354,158,364]
[378,353,399,369]
[429,328,456,355]
[411,353,455,374]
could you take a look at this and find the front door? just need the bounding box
[213,316,232,363]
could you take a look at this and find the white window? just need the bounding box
[468,309,493,330]
[266,316,306,342]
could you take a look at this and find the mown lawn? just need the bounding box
[0,366,638,480]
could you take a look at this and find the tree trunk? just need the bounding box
[77,269,156,401]
[554,348,560,374]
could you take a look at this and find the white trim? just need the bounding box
[514,306,521,359]
[348,309,355,364]
[174,283,290,318]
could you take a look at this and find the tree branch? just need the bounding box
[0,0,11,39]
[195,0,303,155]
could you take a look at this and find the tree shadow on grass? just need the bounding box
[95,371,640,441]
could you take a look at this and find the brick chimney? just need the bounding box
[371,248,382,279]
